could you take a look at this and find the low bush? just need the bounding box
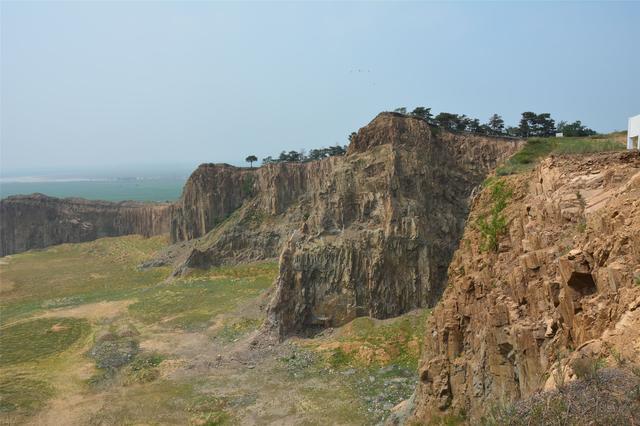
[481,367,640,425]
[121,352,164,385]
[476,180,512,252]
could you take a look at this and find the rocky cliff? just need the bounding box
[168,112,522,337]
[168,159,335,269]
[170,164,257,242]
[0,194,171,256]
[410,151,640,422]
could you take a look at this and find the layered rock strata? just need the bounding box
[169,113,521,336]
[0,194,170,256]
[410,151,640,422]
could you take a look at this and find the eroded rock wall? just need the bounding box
[0,194,171,256]
[168,112,521,336]
[266,114,521,337]
[410,151,640,423]
[169,164,257,242]
[169,158,340,270]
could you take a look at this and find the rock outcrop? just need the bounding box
[168,159,335,269]
[170,164,257,242]
[0,194,171,256]
[168,112,522,336]
[410,151,640,423]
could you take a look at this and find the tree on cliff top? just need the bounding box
[245,155,258,168]
[557,120,597,137]
[434,112,461,131]
[487,114,505,135]
[411,107,433,122]
[518,112,556,137]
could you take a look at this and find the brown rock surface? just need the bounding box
[167,112,522,336]
[0,194,170,256]
[411,151,640,423]
[169,164,257,242]
[168,159,338,269]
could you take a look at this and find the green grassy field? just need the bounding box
[0,374,54,416]
[290,309,429,420]
[129,262,276,331]
[0,235,171,326]
[0,235,423,424]
[0,236,281,424]
[497,134,626,175]
[0,318,90,366]
[309,310,428,371]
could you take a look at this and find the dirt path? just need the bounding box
[36,300,133,321]
[27,390,104,426]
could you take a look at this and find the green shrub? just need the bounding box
[476,180,512,252]
[329,348,351,368]
[573,357,606,381]
[121,352,164,385]
[241,174,255,196]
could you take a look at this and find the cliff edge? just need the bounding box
[409,151,640,423]
[168,112,522,337]
[0,194,171,256]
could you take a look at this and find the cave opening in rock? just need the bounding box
[567,271,597,296]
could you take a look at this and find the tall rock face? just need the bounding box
[266,114,520,336]
[169,112,521,336]
[169,159,339,269]
[410,151,640,423]
[0,194,171,257]
[170,164,257,242]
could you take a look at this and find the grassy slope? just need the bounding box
[128,261,276,331]
[294,310,429,420]
[0,235,171,326]
[496,134,626,176]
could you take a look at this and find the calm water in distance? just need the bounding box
[0,165,194,202]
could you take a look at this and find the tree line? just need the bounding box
[245,107,597,167]
[247,144,348,166]
[393,106,596,138]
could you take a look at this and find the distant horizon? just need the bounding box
[2,1,639,172]
[0,111,632,178]
[0,161,197,179]
[0,120,633,180]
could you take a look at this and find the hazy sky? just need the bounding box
[1,1,639,175]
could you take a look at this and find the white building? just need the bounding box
[628,114,640,150]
